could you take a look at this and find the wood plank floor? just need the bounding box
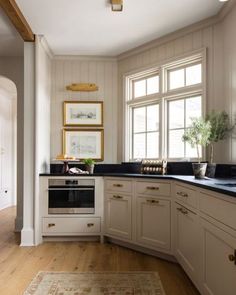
[0,206,199,295]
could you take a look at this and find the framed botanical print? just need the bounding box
[63,129,104,161]
[64,101,103,126]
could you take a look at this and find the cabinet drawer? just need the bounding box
[42,217,101,234]
[105,179,132,193]
[136,181,171,197]
[200,192,236,230]
[175,184,197,208]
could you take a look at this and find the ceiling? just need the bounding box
[0,8,23,57]
[14,0,224,56]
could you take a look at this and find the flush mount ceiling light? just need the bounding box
[111,0,123,11]
[219,0,228,2]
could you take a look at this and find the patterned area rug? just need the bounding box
[23,271,166,295]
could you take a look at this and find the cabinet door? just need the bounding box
[174,203,201,287]
[105,193,132,240]
[136,196,171,250]
[201,219,236,295]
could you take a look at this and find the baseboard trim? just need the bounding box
[43,236,100,242]
[20,228,34,246]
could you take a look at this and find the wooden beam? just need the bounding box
[0,0,34,42]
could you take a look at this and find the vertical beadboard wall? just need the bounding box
[51,57,118,163]
[117,22,231,163]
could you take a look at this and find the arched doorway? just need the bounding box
[0,76,17,211]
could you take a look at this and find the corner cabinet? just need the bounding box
[104,178,172,253]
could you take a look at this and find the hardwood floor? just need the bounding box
[0,206,199,295]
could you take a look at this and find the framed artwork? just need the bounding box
[63,101,103,126]
[63,129,104,161]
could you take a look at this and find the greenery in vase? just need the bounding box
[182,117,211,163]
[206,110,235,164]
[83,158,95,166]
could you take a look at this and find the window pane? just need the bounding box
[186,96,202,127]
[147,76,159,95]
[168,129,184,158]
[133,107,145,133]
[134,80,146,98]
[169,68,185,90]
[169,99,184,129]
[186,64,202,86]
[133,133,145,159]
[147,132,159,158]
[147,104,159,131]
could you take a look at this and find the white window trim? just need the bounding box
[123,48,207,162]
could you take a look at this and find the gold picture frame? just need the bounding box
[63,101,103,127]
[63,129,104,161]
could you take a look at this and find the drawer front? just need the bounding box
[42,217,101,234]
[175,184,197,208]
[136,181,171,197]
[105,179,132,193]
[199,192,236,230]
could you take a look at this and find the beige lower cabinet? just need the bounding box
[200,218,236,295]
[136,196,171,250]
[105,193,132,240]
[174,202,201,287]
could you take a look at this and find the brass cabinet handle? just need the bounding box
[177,207,188,215]
[146,199,160,204]
[177,191,188,198]
[113,195,123,199]
[146,186,159,191]
[113,184,123,187]
[228,250,236,264]
[87,223,94,227]
[48,223,55,227]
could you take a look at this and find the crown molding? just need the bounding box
[118,1,236,61]
[53,55,117,62]
[217,0,236,20]
[36,35,54,59]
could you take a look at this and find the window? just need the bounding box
[167,96,202,159]
[133,74,159,99]
[168,63,202,90]
[125,52,205,161]
[132,104,159,159]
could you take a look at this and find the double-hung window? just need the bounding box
[125,51,205,162]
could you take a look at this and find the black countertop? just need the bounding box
[39,173,236,198]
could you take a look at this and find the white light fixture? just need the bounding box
[219,0,228,2]
[111,0,123,11]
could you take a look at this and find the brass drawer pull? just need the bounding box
[177,191,188,198]
[113,184,123,187]
[146,186,159,191]
[228,250,236,264]
[146,199,160,204]
[177,207,188,215]
[87,223,94,227]
[113,195,123,199]
[48,223,55,227]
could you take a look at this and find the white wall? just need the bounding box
[34,36,51,245]
[221,4,236,163]
[51,57,118,163]
[0,56,24,230]
[0,80,16,210]
[117,4,236,164]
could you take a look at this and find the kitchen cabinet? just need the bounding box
[174,202,201,287]
[200,218,236,295]
[136,195,171,250]
[105,193,132,240]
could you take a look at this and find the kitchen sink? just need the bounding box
[214,183,236,187]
